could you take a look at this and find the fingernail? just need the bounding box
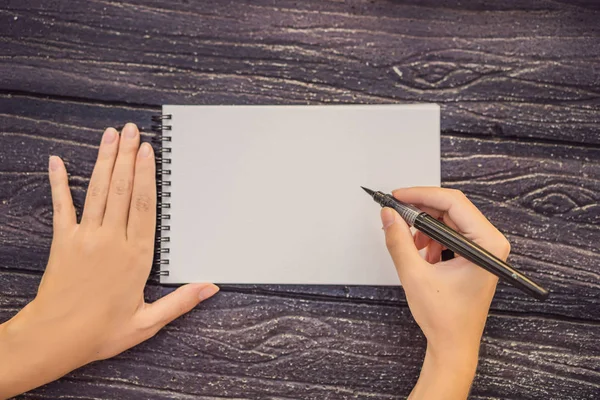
[381,207,397,230]
[139,142,152,158]
[198,284,220,301]
[124,123,138,139]
[103,128,117,144]
[49,156,60,171]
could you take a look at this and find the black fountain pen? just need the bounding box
[362,187,549,301]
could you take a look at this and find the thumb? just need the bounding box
[381,207,421,278]
[142,283,219,329]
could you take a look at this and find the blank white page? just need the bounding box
[160,104,440,285]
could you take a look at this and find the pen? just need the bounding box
[361,187,549,301]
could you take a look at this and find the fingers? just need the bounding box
[48,156,76,231]
[103,123,140,229]
[417,205,444,220]
[394,187,511,260]
[426,240,443,264]
[413,231,431,250]
[127,143,156,244]
[141,283,220,330]
[392,187,491,235]
[381,208,422,280]
[81,128,119,228]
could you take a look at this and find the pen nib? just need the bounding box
[360,186,375,197]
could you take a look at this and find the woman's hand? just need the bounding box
[0,123,219,399]
[381,187,510,400]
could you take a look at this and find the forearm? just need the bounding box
[0,302,90,399]
[409,344,479,400]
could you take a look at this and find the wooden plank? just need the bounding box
[1,96,599,321]
[2,278,598,399]
[1,0,599,143]
[1,1,599,398]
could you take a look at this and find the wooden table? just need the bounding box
[1,1,599,398]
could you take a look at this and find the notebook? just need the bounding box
[154,104,440,285]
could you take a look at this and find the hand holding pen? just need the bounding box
[363,187,548,300]
[371,187,520,400]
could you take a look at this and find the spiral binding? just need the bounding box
[151,114,172,277]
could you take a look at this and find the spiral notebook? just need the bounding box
[154,104,440,285]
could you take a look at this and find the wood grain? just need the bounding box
[1,0,600,398]
[1,0,599,143]
[1,278,599,399]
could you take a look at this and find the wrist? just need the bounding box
[21,298,98,365]
[0,300,93,398]
[426,340,480,372]
[409,343,479,400]
[425,342,479,379]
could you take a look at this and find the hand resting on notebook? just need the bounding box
[0,123,219,398]
[382,187,510,400]
[0,124,508,400]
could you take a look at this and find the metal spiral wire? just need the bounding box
[151,114,172,277]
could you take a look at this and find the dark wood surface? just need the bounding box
[1,0,599,398]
